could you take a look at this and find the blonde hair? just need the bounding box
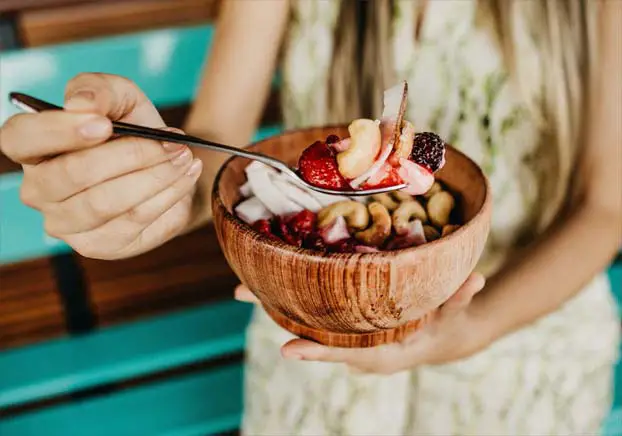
[327,0,598,231]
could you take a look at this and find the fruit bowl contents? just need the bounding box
[212,124,491,348]
[296,81,445,194]
[235,159,461,253]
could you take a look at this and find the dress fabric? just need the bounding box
[242,1,620,435]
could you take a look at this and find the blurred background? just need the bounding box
[0,1,619,435]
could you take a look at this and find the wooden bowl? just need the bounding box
[212,125,491,348]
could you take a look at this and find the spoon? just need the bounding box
[9,92,407,196]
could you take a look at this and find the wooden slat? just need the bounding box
[81,225,240,327]
[0,363,244,436]
[0,258,65,350]
[0,0,98,14]
[19,0,220,47]
[0,299,250,410]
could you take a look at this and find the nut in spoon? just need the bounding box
[9,92,407,196]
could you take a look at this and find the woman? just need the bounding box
[0,0,620,434]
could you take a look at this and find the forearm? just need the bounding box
[177,0,289,228]
[476,201,621,340]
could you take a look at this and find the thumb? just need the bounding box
[64,73,165,127]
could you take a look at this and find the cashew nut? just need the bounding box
[423,181,442,199]
[423,225,441,242]
[427,191,455,228]
[442,224,460,237]
[318,200,369,230]
[391,190,415,203]
[392,200,428,235]
[372,193,400,211]
[337,119,381,178]
[355,202,391,246]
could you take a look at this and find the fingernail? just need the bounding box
[282,351,303,360]
[79,117,110,139]
[162,142,185,153]
[170,148,192,166]
[186,159,202,176]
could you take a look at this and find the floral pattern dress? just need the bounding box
[242,1,620,435]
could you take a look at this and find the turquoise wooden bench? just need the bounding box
[0,24,276,435]
[0,23,620,436]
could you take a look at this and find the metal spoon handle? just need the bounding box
[9,92,291,173]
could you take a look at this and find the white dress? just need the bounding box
[242,1,620,434]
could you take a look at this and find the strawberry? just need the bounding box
[287,210,316,239]
[298,141,350,190]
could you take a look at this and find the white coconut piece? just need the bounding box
[382,81,407,120]
[319,216,350,244]
[270,175,323,212]
[239,181,253,198]
[245,164,302,215]
[235,196,272,224]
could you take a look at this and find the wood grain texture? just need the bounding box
[212,125,492,348]
[18,0,220,47]
[0,225,238,351]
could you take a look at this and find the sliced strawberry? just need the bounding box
[298,141,350,190]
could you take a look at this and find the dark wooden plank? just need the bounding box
[0,258,66,350]
[18,0,220,47]
[79,224,239,328]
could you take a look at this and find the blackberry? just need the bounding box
[411,132,445,172]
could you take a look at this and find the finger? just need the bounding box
[62,164,200,259]
[64,73,164,126]
[67,193,195,260]
[281,338,365,363]
[439,272,486,319]
[234,285,261,304]
[31,132,189,203]
[0,111,112,165]
[45,152,199,234]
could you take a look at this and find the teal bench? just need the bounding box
[0,24,620,436]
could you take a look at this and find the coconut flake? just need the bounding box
[319,216,350,244]
[270,174,323,212]
[245,164,302,215]
[235,196,273,224]
[240,182,253,198]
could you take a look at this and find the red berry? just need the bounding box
[298,141,350,190]
[411,132,445,172]
[273,216,302,247]
[302,232,327,251]
[252,219,279,241]
[287,210,316,239]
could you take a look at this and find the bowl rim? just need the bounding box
[212,124,492,260]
